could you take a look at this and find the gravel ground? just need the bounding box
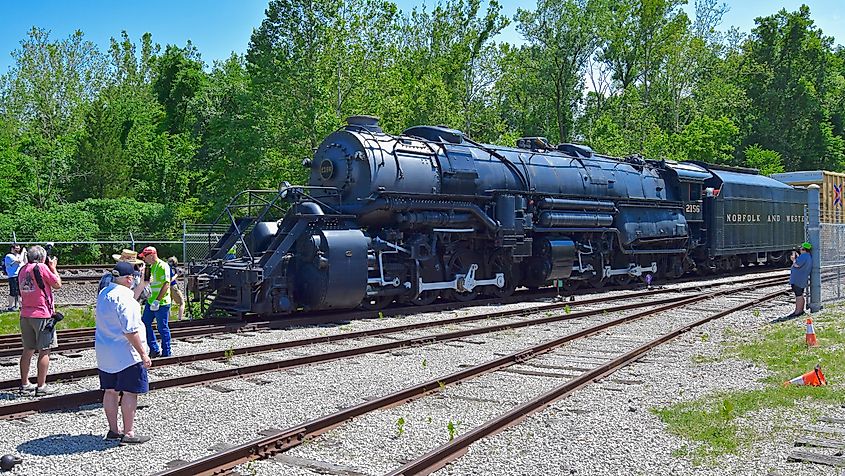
[0,276,714,383]
[427,295,844,476]
[0,270,811,476]
[238,285,844,476]
[0,281,102,306]
[0,293,630,383]
[0,284,679,475]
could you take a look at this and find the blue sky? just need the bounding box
[0,0,842,73]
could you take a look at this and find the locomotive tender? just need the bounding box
[192,116,806,316]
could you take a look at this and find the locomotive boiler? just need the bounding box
[190,116,806,316]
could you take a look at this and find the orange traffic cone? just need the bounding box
[783,364,827,387]
[806,319,818,347]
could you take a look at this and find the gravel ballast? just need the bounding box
[0,271,825,476]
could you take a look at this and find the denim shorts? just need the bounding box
[99,362,149,394]
[8,277,19,297]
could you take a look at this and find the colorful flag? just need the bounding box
[834,184,842,207]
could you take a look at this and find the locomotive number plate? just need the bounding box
[685,203,701,213]
[320,159,334,180]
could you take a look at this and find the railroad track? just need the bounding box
[0,275,784,424]
[0,270,789,357]
[0,281,736,392]
[142,277,786,476]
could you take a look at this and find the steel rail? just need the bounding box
[0,288,564,352]
[386,288,786,475]
[0,271,787,356]
[0,277,784,420]
[149,281,785,476]
[0,322,265,357]
[0,316,259,347]
[0,279,737,391]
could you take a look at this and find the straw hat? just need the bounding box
[112,249,143,264]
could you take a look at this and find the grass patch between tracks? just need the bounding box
[0,306,96,334]
[654,304,845,462]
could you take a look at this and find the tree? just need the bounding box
[673,115,739,164]
[741,6,844,170]
[514,0,603,142]
[152,43,206,135]
[0,28,107,207]
[743,144,784,175]
[191,55,264,212]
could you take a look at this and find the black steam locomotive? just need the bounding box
[190,116,806,316]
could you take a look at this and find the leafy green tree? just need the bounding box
[741,6,844,170]
[0,117,30,211]
[1,28,107,207]
[514,0,603,142]
[152,43,206,135]
[191,55,263,212]
[743,144,784,175]
[673,115,739,164]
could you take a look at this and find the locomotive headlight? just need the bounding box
[319,159,335,180]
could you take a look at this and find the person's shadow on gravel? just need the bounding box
[0,391,25,401]
[18,434,118,455]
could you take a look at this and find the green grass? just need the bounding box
[0,306,97,335]
[653,306,845,462]
[0,301,187,335]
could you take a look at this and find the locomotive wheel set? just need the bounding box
[190,115,806,316]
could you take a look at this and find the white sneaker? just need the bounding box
[35,386,56,397]
[19,382,37,393]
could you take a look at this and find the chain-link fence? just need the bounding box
[819,223,845,303]
[2,228,202,315]
[183,223,234,263]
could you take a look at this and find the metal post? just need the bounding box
[11,231,16,243]
[129,231,135,251]
[807,185,822,312]
[182,221,188,265]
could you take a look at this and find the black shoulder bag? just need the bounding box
[32,264,64,329]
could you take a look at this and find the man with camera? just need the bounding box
[17,245,63,396]
[4,244,26,312]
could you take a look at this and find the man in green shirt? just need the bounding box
[137,247,172,357]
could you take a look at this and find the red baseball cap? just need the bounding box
[137,246,158,257]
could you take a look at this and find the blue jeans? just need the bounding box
[142,303,172,356]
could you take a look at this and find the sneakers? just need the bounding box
[149,350,161,359]
[105,430,123,440]
[120,434,150,445]
[34,386,56,397]
[19,382,37,393]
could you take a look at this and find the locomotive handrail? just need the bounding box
[281,186,343,215]
[357,197,499,232]
[206,189,279,229]
[531,226,688,256]
[456,136,532,191]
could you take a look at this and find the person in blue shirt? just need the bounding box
[4,245,26,311]
[788,242,813,318]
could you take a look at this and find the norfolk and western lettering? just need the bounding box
[724,214,804,223]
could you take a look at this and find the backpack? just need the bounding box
[1,254,12,276]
